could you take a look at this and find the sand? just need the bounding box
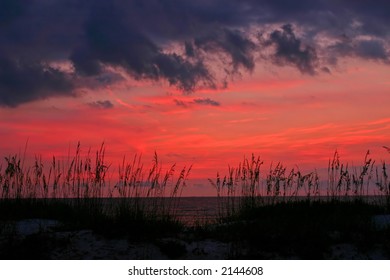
[1,217,389,260]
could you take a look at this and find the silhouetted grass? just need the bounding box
[206,150,390,259]
[209,150,390,220]
[0,143,190,242]
[1,145,390,259]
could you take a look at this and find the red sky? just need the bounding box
[1,58,389,195]
[1,1,390,196]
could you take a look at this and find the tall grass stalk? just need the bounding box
[0,143,191,231]
[210,150,389,220]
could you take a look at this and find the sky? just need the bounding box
[1,0,390,196]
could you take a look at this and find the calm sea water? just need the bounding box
[143,196,388,225]
[170,197,221,224]
[52,197,222,225]
[51,195,389,226]
[109,197,223,225]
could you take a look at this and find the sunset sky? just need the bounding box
[1,0,390,195]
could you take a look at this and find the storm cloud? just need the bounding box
[261,24,319,75]
[0,58,74,107]
[71,18,214,92]
[0,0,389,106]
[193,28,257,73]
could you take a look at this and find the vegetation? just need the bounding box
[0,143,191,241]
[0,144,389,259]
[209,150,390,220]
[206,150,390,259]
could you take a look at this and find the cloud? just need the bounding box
[174,98,221,107]
[355,40,388,61]
[87,100,114,109]
[0,0,25,25]
[329,36,389,63]
[0,58,75,107]
[261,24,319,75]
[70,6,215,92]
[94,72,125,86]
[193,28,257,73]
[193,98,220,106]
[0,0,389,107]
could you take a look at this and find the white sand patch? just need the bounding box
[50,230,168,259]
[14,219,61,236]
[328,243,388,260]
[184,239,229,259]
[372,215,390,229]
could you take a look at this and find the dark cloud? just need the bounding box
[193,98,220,106]
[0,0,84,107]
[154,54,215,91]
[194,28,257,73]
[336,0,390,36]
[174,98,220,107]
[329,35,388,63]
[0,0,25,25]
[94,72,124,86]
[0,0,389,107]
[184,41,195,57]
[0,58,75,107]
[70,7,215,92]
[262,24,319,75]
[249,0,390,36]
[87,100,114,109]
[355,40,388,61]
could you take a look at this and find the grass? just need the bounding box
[204,150,390,259]
[0,143,190,242]
[205,200,388,259]
[0,144,390,259]
[208,150,390,220]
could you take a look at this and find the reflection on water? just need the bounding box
[171,197,220,225]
